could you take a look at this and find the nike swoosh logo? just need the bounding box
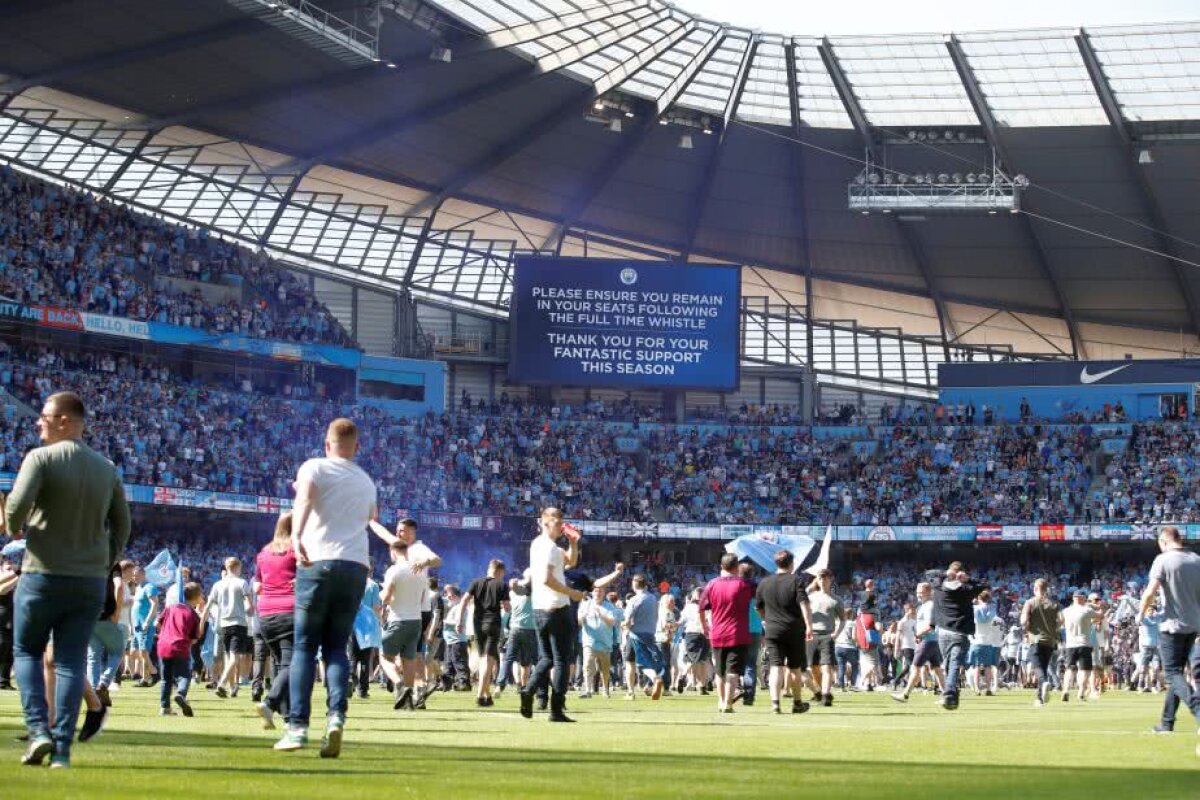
[1080,364,1131,384]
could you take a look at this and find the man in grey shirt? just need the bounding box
[6,391,130,768]
[1140,526,1200,737]
[805,569,844,706]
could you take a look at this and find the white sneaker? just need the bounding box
[273,727,308,751]
[257,702,276,730]
[319,717,344,759]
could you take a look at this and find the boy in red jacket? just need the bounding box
[157,583,204,717]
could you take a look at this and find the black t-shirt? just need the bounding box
[467,577,509,628]
[755,573,809,638]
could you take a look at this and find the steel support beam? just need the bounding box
[0,19,252,94]
[1076,29,1200,342]
[402,199,446,287]
[101,126,161,193]
[785,39,816,368]
[821,37,956,359]
[404,85,595,218]
[680,36,756,260]
[946,34,1084,359]
[259,168,309,246]
[540,111,657,252]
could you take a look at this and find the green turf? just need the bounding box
[0,684,1197,798]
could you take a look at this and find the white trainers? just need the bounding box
[319,717,344,759]
[273,727,308,751]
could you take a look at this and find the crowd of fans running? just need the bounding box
[0,165,353,347]
[4,339,1200,525]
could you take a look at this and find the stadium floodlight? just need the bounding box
[609,119,622,133]
[679,133,693,149]
[386,61,396,69]
[952,173,963,184]
[430,47,452,63]
[937,173,950,184]
[1138,149,1153,165]
[868,172,880,185]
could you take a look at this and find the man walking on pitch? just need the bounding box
[1060,591,1097,703]
[1140,526,1200,742]
[701,554,756,713]
[755,550,814,714]
[200,557,253,698]
[1020,578,1062,707]
[7,391,130,768]
[520,508,587,723]
[806,569,843,707]
[893,582,946,703]
[929,562,985,710]
[458,559,509,707]
[621,575,667,701]
[275,418,392,758]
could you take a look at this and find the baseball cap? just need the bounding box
[1072,589,1086,598]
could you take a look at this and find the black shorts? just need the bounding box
[622,637,636,664]
[475,622,503,659]
[806,635,835,667]
[1065,646,1094,671]
[900,647,915,663]
[418,611,433,654]
[221,624,251,656]
[510,628,538,667]
[714,645,748,678]
[683,633,710,665]
[765,633,808,670]
[913,638,942,668]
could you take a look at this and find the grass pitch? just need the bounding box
[0,684,1197,799]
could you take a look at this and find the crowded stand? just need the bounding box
[0,165,353,348]
[4,339,1200,525]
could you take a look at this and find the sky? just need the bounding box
[675,0,1199,35]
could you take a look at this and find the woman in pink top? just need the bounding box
[255,513,297,730]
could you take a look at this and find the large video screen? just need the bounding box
[508,257,740,391]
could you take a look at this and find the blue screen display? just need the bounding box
[509,257,741,390]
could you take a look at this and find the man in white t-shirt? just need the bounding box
[200,557,252,699]
[519,507,585,723]
[275,418,392,759]
[380,540,429,711]
[890,603,917,690]
[1060,591,1097,703]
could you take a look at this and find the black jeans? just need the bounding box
[349,643,376,696]
[0,610,13,687]
[259,612,294,715]
[1031,644,1056,701]
[251,633,269,695]
[1159,631,1200,728]
[527,606,573,702]
[445,642,469,688]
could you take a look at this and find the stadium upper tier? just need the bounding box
[2,1,1200,363]
[1,338,1195,526]
[0,164,354,348]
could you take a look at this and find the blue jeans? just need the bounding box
[287,560,367,728]
[160,655,191,709]
[742,634,762,701]
[87,620,126,689]
[938,630,971,700]
[1159,630,1200,728]
[14,573,105,759]
[526,606,573,700]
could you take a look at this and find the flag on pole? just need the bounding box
[804,525,833,577]
[145,549,178,589]
[725,531,816,574]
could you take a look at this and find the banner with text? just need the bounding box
[508,257,740,390]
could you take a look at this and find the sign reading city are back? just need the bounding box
[509,257,741,390]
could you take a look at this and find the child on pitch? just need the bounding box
[157,583,205,716]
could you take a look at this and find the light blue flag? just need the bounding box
[1,539,26,560]
[145,549,177,589]
[724,532,816,574]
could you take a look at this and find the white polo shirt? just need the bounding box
[529,534,568,611]
[295,456,376,567]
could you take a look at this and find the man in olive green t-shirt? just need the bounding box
[6,391,130,768]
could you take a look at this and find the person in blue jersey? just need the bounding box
[578,586,617,698]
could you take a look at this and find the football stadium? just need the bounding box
[0,0,1198,797]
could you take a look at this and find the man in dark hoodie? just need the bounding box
[929,561,986,711]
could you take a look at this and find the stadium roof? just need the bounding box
[2,0,1200,358]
